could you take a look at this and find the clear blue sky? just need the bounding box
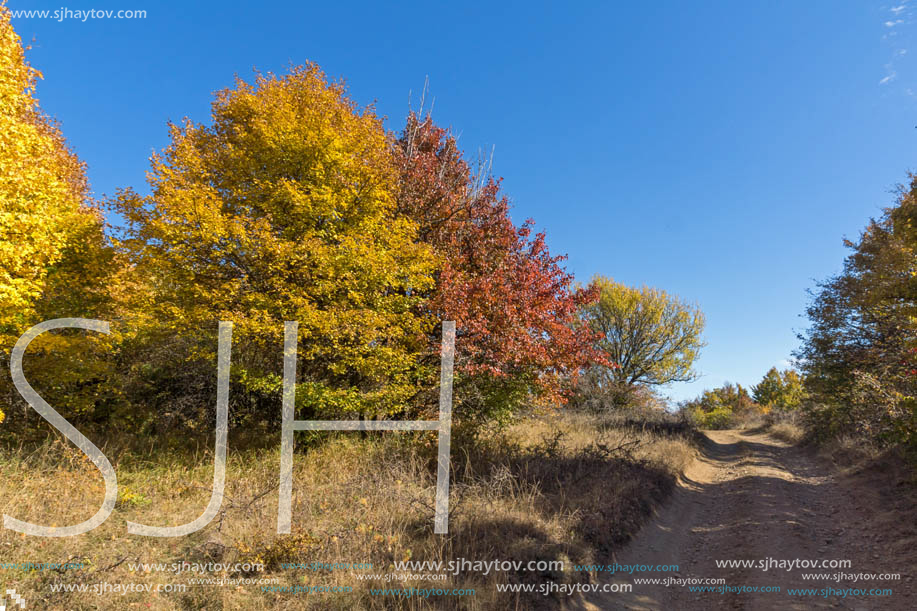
[9,0,917,402]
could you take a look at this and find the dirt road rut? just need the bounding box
[579,430,914,610]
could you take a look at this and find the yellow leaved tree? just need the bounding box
[112,65,438,423]
[0,3,121,427]
[0,3,87,335]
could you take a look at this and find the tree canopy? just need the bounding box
[394,114,602,415]
[752,367,805,410]
[796,174,917,449]
[580,276,705,390]
[0,4,118,425]
[112,65,437,420]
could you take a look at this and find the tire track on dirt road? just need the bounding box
[576,429,914,610]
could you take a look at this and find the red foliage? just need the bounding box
[395,113,604,402]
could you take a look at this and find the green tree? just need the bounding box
[752,367,805,410]
[579,276,705,405]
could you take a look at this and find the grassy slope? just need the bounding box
[0,410,697,610]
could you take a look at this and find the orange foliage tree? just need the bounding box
[395,113,603,421]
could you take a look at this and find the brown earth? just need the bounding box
[577,429,916,611]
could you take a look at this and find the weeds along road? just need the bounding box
[577,429,915,611]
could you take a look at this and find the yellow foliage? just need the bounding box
[0,3,92,337]
[113,64,438,418]
[0,3,123,424]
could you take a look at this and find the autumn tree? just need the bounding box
[0,2,89,338]
[578,276,705,407]
[752,367,805,410]
[681,382,758,429]
[0,3,119,426]
[394,113,601,421]
[111,65,437,423]
[796,174,917,450]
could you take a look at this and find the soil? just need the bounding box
[577,429,916,610]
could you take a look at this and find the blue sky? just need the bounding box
[8,1,917,402]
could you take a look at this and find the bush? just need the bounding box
[689,405,734,429]
[680,382,764,430]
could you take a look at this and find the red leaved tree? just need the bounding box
[395,113,603,420]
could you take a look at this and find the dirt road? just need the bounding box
[578,429,915,610]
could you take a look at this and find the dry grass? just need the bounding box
[767,422,806,445]
[737,410,807,446]
[817,435,883,470]
[0,410,696,610]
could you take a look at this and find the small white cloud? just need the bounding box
[879,5,911,91]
